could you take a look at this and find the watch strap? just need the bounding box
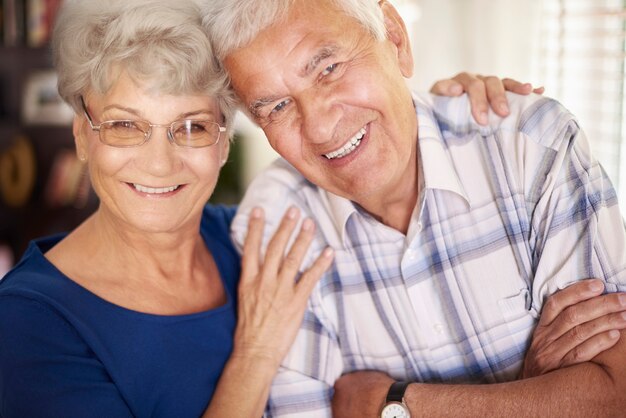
[386,381,411,403]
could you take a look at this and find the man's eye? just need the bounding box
[271,99,291,114]
[321,63,338,77]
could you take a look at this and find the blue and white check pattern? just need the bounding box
[231,92,626,418]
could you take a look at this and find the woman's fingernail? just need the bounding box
[287,206,299,219]
[302,218,314,231]
[251,207,263,218]
[450,84,463,95]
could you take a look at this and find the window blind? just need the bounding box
[534,0,626,216]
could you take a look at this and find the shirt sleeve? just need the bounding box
[526,110,626,306]
[263,302,344,418]
[232,160,344,417]
[0,295,134,418]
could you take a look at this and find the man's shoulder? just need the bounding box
[230,158,333,250]
[238,158,320,213]
[251,158,312,192]
[418,91,578,150]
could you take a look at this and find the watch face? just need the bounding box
[381,401,410,418]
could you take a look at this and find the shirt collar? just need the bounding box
[320,189,359,249]
[413,92,469,202]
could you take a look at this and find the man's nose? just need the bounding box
[299,86,342,144]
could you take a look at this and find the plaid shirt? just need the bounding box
[231,92,626,418]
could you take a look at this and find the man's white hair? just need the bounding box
[202,0,387,62]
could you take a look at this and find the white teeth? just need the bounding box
[324,127,366,160]
[133,184,179,194]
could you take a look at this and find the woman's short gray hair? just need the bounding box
[53,0,237,129]
[203,0,386,62]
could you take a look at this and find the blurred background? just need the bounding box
[1,0,624,275]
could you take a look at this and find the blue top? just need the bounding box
[0,205,240,418]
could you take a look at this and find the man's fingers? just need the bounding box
[538,279,605,326]
[240,207,265,282]
[548,309,626,361]
[561,329,622,367]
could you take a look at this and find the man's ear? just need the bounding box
[380,0,414,78]
[73,115,89,162]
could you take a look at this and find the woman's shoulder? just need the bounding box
[0,235,66,295]
[199,204,241,297]
[201,204,238,238]
[200,203,240,259]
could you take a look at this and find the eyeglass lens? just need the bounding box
[99,120,220,147]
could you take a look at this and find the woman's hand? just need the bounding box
[430,72,545,125]
[204,206,333,417]
[234,205,334,368]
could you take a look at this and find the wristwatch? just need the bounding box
[380,381,411,418]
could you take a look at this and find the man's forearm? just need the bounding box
[404,362,621,417]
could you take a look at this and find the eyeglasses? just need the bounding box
[80,96,226,148]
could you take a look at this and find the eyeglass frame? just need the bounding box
[79,95,227,148]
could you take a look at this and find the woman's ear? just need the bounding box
[220,137,230,167]
[380,0,414,78]
[73,115,88,162]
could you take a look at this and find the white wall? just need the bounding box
[409,0,543,91]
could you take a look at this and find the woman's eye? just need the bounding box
[321,63,338,77]
[113,121,136,129]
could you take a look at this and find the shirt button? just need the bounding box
[433,323,444,334]
[417,222,423,231]
[407,249,418,261]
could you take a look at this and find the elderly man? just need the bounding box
[205,0,626,416]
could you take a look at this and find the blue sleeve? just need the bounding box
[0,295,134,418]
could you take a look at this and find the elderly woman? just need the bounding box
[0,1,334,417]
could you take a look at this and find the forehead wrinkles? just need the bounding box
[233,36,336,115]
[229,1,364,115]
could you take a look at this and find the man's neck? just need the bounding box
[363,187,419,235]
[361,140,421,235]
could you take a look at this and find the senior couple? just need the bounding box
[0,0,624,417]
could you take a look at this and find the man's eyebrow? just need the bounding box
[247,45,339,119]
[249,96,282,119]
[300,45,338,78]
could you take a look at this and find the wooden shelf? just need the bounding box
[0,45,96,265]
